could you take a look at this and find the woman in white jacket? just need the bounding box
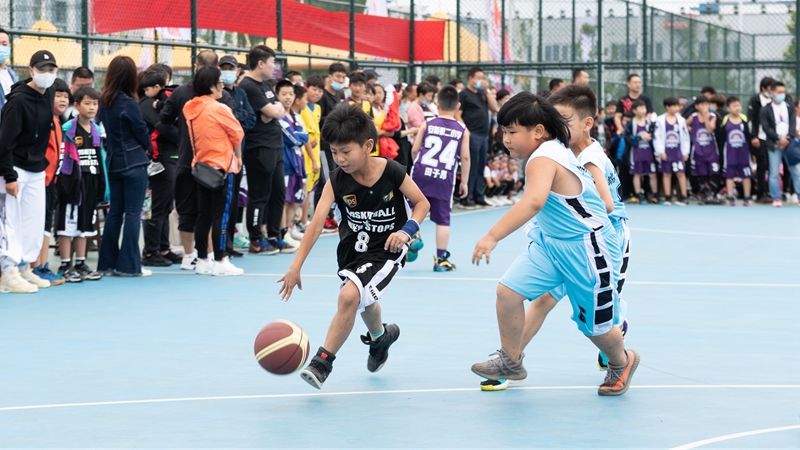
[653,97,691,205]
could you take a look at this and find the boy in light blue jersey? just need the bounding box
[471,92,639,397]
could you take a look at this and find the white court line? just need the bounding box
[154,271,800,288]
[629,227,800,241]
[670,424,800,449]
[0,385,797,412]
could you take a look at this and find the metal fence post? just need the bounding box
[456,0,461,70]
[796,0,800,95]
[642,0,647,93]
[625,1,630,75]
[571,0,576,62]
[597,0,604,103]
[278,0,283,53]
[501,0,506,88]
[689,18,694,90]
[537,0,543,90]
[670,13,674,96]
[409,0,415,83]
[349,0,355,68]
[191,0,197,63]
[81,0,89,68]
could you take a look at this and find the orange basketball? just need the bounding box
[254,320,310,375]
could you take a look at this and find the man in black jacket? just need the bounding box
[759,81,800,206]
[747,76,775,202]
[0,50,58,293]
[160,50,235,270]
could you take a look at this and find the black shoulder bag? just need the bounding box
[189,120,229,191]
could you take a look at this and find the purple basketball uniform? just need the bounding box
[630,120,655,174]
[722,118,753,179]
[691,113,719,176]
[411,117,466,225]
[659,120,686,174]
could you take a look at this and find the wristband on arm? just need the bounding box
[399,219,420,239]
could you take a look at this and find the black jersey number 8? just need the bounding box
[355,231,370,252]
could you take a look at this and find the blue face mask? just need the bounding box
[331,80,346,91]
[709,106,716,113]
[775,94,786,103]
[0,46,9,64]
[421,100,430,107]
[220,70,237,86]
[765,92,772,99]
[344,89,352,98]
[474,80,483,90]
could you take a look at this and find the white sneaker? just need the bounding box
[141,268,152,277]
[0,267,38,293]
[501,197,513,206]
[484,197,498,206]
[21,265,50,288]
[791,193,799,205]
[181,251,198,271]
[290,224,305,241]
[195,258,214,275]
[212,257,244,277]
[283,232,300,249]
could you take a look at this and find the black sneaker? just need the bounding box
[460,198,477,210]
[74,262,103,281]
[142,252,172,267]
[226,249,244,258]
[300,347,335,389]
[62,267,84,283]
[360,323,400,373]
[475,198,491,207]
[161,251,183,264]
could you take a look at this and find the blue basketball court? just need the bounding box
[0,205,798,448]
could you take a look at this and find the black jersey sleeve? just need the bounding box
[385,158,407,189]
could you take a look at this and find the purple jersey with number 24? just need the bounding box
[411,117,466,200]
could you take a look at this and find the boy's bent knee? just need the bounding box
[338,281,362,311]
[497,283,527,303]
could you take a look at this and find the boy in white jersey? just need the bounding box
[471,92,639,397]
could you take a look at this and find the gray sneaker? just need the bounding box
[471,349,527,381]
[598,349,640,396]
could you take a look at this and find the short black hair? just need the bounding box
[140,71,166,89]
[496,92,570,147]
[348,71,367,86]
[548,84,597,120]
[275,79,295,95]
[437,85,459,111]
[248,45,275,70]
[74,86,100,104]
[293,84,307,100]
[536,89,551,99]
[605,100,616,108]
[726,96,740,107]
[623,110,635,119]
[72,66,94,81]
[760,76,775,91]
[572,68,587,80]
[192,66,221,96]
[0,28,7,37]
[694,94,709,105]
[549,78,564,91]
[306,75,325,90]
[322,103,378,146]
[417,81,437,97]
[424,75,441,86]
[467,66,483,79]
[663,96,679,107]
[329,63,347,75]
[448,78,463,87]
[53,78,69,93]
[701,85,716,95]
[627,73,641,82]
[496,89,510,102]
[772,80,786,90]
[285,71,302,80]
[149,63,172,82]
[631,99,647,110]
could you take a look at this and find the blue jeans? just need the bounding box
[468,133,489,201]
[98,166,148,274]
[767,148,800,200]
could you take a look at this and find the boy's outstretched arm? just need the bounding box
[473,157,556,265]
[277,180,336,301]
[385,176,430,253]
[586,163,614,213]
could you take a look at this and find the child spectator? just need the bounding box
[409,85,471,271]
[624,100,658,204]
[298,75,324,237]
[276,80,308,252]
[653,96,690,205]
[345,72,377,155]
[686,95,720,203]
[31,78,70,285]
[278,104,430,389]
[56,87,105,282]
[719,96,753,206]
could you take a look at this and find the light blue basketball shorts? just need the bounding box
[499,225,622,336]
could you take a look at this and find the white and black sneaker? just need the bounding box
[181,252,198,271]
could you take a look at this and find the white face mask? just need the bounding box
[32,71,57,89]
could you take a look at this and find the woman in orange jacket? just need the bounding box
[183,66,244,277]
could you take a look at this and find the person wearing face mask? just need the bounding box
[0,50,59,293]
[760,81,800,207]
[0,28,18,123]
[455,66,499,209]
[407,81,436,137]
[747,77,775,203]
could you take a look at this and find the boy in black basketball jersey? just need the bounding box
[278,104,430,389]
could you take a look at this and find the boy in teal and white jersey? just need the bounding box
[471,92,639,397]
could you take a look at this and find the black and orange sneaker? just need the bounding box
[598,349,640,396]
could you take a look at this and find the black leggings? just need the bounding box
[196,176,233,261]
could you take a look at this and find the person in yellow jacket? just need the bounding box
[296,75,324,238]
